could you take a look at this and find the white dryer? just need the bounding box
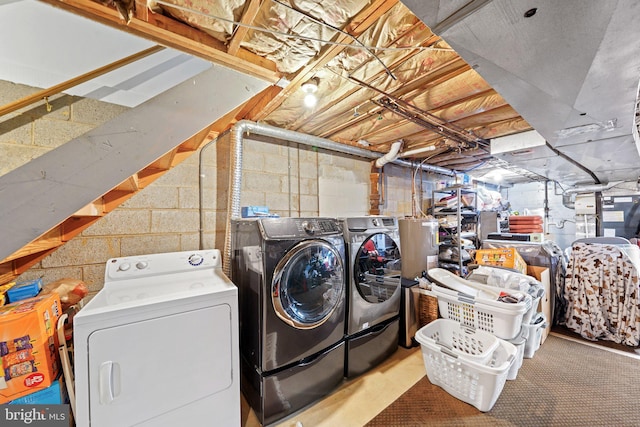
[73,249,239,427]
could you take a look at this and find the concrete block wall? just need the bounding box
[380,163,446,217]
[0,80,128,175]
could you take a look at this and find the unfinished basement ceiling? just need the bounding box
[21,0,640,187]
[403,0,640,187]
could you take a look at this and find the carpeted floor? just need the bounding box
[366,334,640,427]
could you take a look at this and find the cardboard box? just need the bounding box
[0,292,61,404]
[241,206,269,218]
[475,248,528,275]
[9,376,68,404]
[527,265,551,344]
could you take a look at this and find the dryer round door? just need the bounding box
[355,233,401,303]
[272,240,344,329]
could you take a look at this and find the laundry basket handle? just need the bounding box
[457,294,476,305]
[439,346,459,359]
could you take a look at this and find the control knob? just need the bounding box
[189,254,204,266]
[301,221,316,235]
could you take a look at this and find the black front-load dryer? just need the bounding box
[231,217,346,425]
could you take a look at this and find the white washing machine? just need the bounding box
[73,249,239,427]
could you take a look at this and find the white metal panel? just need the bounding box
[555,135,640,183]
[490,130,546,155]
[492,145,594,186]
[87,305,232,426]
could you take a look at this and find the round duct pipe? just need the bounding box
[221,120,455,275]
[563,181,621,195]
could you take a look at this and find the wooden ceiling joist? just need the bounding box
[227,0,263,56]
[312,59,470,140]
[290,34,451,132]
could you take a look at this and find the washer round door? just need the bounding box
[272,240,345,329]
[354,233,401,303]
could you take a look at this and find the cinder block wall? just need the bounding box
[2,80,443,296]
[0,81,128,175]
[381,163,439,216]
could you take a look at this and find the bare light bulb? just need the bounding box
[301,77,319,93]
[304,94,317,108]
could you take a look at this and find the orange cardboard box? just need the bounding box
[0,292,61,404]
[475,248,528,275]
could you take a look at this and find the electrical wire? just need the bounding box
[270,0,396,80]
[153,0,454,55]
[411,153,441,218]
[549,218,576,229]
[346,74,489,149]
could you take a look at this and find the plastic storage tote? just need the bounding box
[415,320,517,412]
[431,283,531,340]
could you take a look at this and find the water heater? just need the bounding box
[398,218,439,279]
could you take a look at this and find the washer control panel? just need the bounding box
[259,217,341,238]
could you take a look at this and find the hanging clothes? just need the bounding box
[564,242,640,346]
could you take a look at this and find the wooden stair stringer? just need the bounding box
[0,127,215,285]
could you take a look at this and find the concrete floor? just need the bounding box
[241,345,426,427]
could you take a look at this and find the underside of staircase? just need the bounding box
[0,65,268,286]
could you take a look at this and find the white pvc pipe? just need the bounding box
[399,145,437,158]
[375,140,403,168]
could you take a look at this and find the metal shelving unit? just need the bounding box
[432,186,478,275]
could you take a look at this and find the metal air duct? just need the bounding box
[221,120,455,274]
[563,181,622,195]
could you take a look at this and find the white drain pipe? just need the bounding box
[375,140,403,168]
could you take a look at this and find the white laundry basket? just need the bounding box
[431,283,531,340]
[506,336,526,380]
[522,312,546,358]
[415,319,517,412]
[416,318,502,364]
[522,295,540,324]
